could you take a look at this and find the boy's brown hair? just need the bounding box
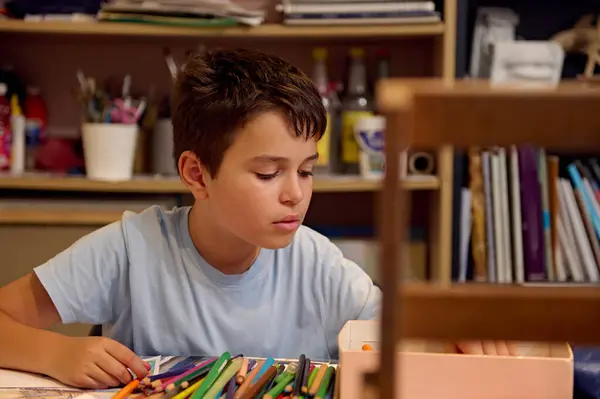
[171,48,327,177]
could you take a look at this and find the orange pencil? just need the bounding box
[236,357,249,384]
[234,360,263,399]
[237,365,278,399]
[111,379,140,399]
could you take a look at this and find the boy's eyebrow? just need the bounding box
[251,153,319,163]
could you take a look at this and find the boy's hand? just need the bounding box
[49,336,150,389]
[453,340,518,356]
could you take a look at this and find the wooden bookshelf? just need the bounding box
[0,20,445,38]
[0,0,458,301]
[0,173,440,194]
[374,79,600,399]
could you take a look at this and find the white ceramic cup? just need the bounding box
[82,123,138,181]
[354,115,386,179]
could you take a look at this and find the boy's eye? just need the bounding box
[256,172,279,180]
[299,170,313,178]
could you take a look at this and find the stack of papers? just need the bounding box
[98,0,265,27]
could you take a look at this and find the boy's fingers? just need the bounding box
[482,341,498,355]
[456,341,484,355]
[495,341,511,356]
[87,364,120,388]
[103,340,148,379]
[80,375,108,390]
[96,352,133,384]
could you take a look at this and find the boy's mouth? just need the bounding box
[273,215,301,231]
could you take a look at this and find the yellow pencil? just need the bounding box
[170,377,205,399]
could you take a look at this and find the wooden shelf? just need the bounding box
[0,173,440,194]
[0,208,124,225]
[0,20,445,38]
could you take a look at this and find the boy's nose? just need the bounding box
[280,176,304,205]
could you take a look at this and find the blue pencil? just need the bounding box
[252,357,275,384]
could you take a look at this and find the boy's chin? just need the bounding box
[255,233,296,250]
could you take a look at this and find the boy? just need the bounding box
[0,48,511,390]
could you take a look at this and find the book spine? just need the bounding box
[468,147,487,282]
[519,146,546,281]
[482,151,496,282]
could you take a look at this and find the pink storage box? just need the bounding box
[338,320,573,399]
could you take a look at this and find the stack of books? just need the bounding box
[453,146,600,285]
[98,0,265,27]
[276,0,440,26]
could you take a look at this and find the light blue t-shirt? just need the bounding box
[34,205,381,360]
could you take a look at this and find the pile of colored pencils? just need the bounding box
[111,353,338,399]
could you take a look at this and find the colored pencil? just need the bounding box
[148,363,195,382]
[202,358,243,399]
[299,358,311,395]
[234,360,263,398]
[264,368,296,399]
[110,379,140,399]
[237,365,278,399]
[315,366,335,399]
[274,362,297,384]
[306,365,318,390]
[324,368,336,399]
[308,364,328,396]
[236,357,249,384]
[225,373,238,399]
[190,352,231,399]
[170,378,204,399]
[162,357,216,391]
[291,355,305,397]
[252,357,274,384]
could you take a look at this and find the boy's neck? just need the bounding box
[187,205,260,275]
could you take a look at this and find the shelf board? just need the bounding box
[0,208,123,225]
[0,173,439,194]
[398,283,600,344]
[0,20,445,38]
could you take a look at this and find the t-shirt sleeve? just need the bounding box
[33,221,129,325]
[318,241,382,358]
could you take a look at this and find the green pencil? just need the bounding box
[190,352,231,399]
[307,366,319,391]
[202,357,242,399]
[315,366,335,399]
[264,370,295,399]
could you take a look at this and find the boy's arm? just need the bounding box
[318,244,381,358]
[0,221,149,388]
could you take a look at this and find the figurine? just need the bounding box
[552,14,600,80]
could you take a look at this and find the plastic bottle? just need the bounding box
[0,83,11,170]
[10,94,25,174]
[312,47,334,175]
[340,48,374,174]
[24,86,48,170]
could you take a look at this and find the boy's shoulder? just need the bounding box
[118,205,189,248]
[289,224,342,258]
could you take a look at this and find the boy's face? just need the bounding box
[201,111,318,249]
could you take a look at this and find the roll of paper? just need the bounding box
[408,152,435,175]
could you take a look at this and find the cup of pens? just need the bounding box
[77,72,146,181]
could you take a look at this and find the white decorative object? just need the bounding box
[490,41,565,87]
[470,7,520,78]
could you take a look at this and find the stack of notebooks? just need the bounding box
[453,146,600,285]
[97,0,265,27]
[276,0,440,25]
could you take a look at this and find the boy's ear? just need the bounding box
[178,150,210,200]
